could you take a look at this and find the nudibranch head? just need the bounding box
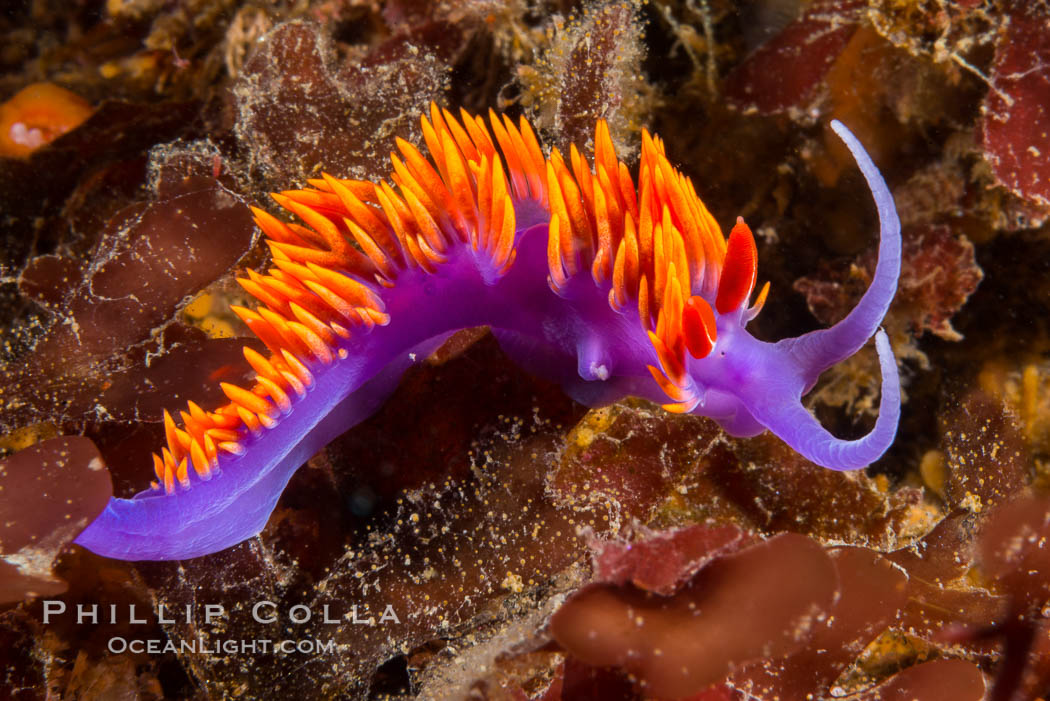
[74,104,900,561]
[630,119,902,470]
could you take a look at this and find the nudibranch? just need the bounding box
[74,106,901,560]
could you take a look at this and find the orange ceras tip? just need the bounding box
[682,295,718,359]
[715,217,758,315]
[0,83,93,159]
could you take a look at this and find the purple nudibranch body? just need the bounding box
[74,109,901,561]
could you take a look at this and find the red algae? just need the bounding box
[724,0,863,115]
[551,402,722,522]
[935,494,1050,700]
[589,523,748,595]
[234,21,453,186]
[550,533,836,698]
[519,1,647,156]
[556,401,918,547]
[855,658,986,701]
[546,659,643,701]
[887,512,974,585]
[940,389,1028,512]
[17,254,84,312]
[3,163,258,434]
[979,495,1050,612]
[0,437,111,603]
[0,99,200,278]
[893,545,1005,656]
[0,609,47,697]
[730,547,909,699]
[795,224,983,344]
[96,331,263,425]
[32,175,254,367]
[713,433,919,548]
[981,3,1050,208]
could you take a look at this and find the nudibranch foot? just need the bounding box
[74,105,901,561]
[74,338,444,560]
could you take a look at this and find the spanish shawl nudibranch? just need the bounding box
[74,106,901,561]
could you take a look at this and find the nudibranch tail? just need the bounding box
[74,104,901,561]
[72,348,434,560]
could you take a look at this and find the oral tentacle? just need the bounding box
[745,329,900,470]
[782,120,902,386]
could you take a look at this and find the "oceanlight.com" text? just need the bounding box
[106,637,336,655]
